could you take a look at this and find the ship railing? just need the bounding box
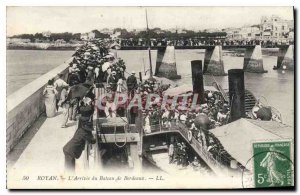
[144,119,245,175]
[175,122,226,168]
[145,120,226,168]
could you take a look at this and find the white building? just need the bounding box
[224,26,260,41]
[42,31,51,38]
[261,15,294,41]
[80,32,95,40]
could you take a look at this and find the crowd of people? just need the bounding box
[142,89,230,133]
[41,37,244,172]
[168,139,211,173]
[120,38,293,47]
[41,39,135,172]
[140,87,239,170]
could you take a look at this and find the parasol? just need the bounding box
[68,83,93,99]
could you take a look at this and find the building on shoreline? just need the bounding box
[260,15,294,42]
[223,15,293,43]
[223,26,260,41]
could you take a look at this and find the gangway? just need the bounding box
[143,122,245,177]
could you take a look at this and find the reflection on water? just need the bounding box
[7,49,294,126]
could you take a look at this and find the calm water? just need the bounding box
[7,49,294,126]
[6,50,74,96]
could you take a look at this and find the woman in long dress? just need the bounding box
[144,113,151,134]
[43,79,58,118]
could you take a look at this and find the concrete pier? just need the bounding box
[155,46,181,80]
[6,58,72,154]
[243,45,267,73]
[276,45,294,70]
[203,46,226,76]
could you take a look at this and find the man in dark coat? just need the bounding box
[63,102,95,173]
[126,71,138,98]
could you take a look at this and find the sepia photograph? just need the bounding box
[5,6,295,189]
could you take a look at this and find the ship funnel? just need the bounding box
[139,72,143,82]
[228,69,245,122]
[191,60,205,104]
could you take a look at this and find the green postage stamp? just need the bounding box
[252,141,294,188]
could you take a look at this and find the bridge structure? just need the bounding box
[119,44,294,79]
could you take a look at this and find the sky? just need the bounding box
[6,6,294,36]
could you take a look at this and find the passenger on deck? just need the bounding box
[181,142,189,167]
[162,109,171,128]
[190,156,201,171]
[143,112,151,134]
[107,71,118,92]
[179,111,187,122]
[126,71,138,99]
[85,66,95,83]
[174,143,181,165]
[104,97,117,118]
[168,142,174,164]
[117,78,125,93]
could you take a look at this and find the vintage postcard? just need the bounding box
[6,6,295,189]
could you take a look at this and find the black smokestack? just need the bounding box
[228,69,245,122]
[139,72,143,82]
[191,60,205,104]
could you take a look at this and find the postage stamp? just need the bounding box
[6,6,294,189]
[252,141,294,188]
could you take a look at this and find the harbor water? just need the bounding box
[7,49,294,126]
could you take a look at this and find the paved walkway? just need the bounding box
[7,110,79,188]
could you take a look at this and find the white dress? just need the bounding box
[117,79,124,93]
[43,85,57,118]
[144,116,151,134]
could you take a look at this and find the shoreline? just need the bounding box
[7,45,77,51]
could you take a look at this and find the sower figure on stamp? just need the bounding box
[260,145,287,186]
[63,98,96,173]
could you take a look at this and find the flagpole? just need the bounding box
[145,9,153,78]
